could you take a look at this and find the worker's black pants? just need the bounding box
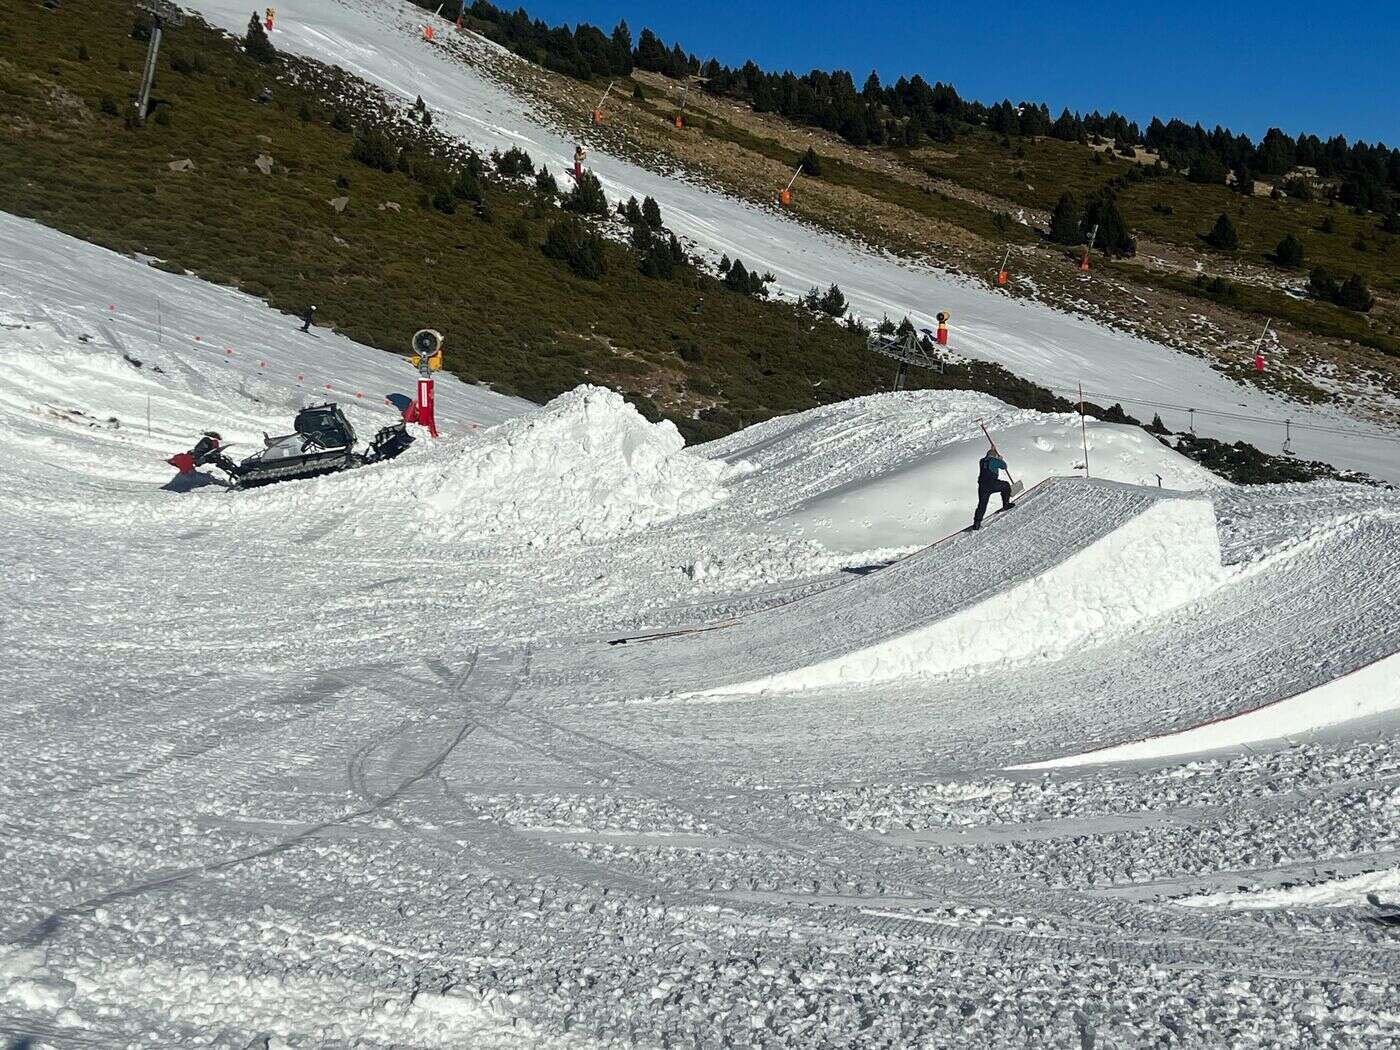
[973,479,1012,528]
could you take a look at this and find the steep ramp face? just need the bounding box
[716,478,1223,694]
[727,479,1222,693]
[553,478,1223,698]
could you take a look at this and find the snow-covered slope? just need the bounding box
[6,205,1400,1044]
[0,211,529,487]
[175,0,1400,483]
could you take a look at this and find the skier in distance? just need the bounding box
[972,445,1014,530]
[300,305,316,333]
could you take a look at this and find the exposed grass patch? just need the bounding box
[0,0,1070,444]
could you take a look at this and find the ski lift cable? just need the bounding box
[1047,385,1400,445]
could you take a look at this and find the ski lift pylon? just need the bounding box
[868,327,949,391]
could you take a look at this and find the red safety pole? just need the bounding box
[1253,318,1272,373]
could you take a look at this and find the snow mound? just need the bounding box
[416,385,726,543]
[714,482,1225,695]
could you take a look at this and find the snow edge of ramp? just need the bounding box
[1009,649,1400,770]
[712,487,1224,694]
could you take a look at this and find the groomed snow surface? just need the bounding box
[5,216,1400,1047]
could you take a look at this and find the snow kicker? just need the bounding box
[549,478,1224,698]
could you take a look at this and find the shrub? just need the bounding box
[350,127,396,172]
[1204,213,1239,250]
[801,147,822,177]
[99,92,120,117]
[639,234,677,279]
[723,259,769,297]
[1193,274,1239,301]
[1282,176,1314,202]
[330,110,351,133]
[542,216,607,278]
[1275,232,1304,268]
[509,217,531,244]
[1336,273,1375,312]
[171,52,195,75]
[632,82,644,101]
[153,104,171,126]
[494,146,534,177]
[452,167,482,202]
[534,166,558,199]
[298,101,313,122]
[77,42,90,62]
[563,169,607,215]
[1308,267,1340,302]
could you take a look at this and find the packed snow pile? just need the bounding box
[415,385,727,544]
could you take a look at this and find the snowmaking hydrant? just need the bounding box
[408,328,444,437]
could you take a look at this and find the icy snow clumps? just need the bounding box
[418,385,727,543]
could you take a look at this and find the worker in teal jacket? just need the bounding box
[973,448,1013,529]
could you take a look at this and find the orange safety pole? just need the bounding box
[996,246,1010,286]
[593,80,616,125]
[779,163,801,206]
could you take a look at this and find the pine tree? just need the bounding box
[1083,192,1136,257]
[641,196,663,229]
[1187,152,1227,185]
[801,147,822,177]
[1047,192,1082,245]
[563,170,608,216]
[542,216,607,279]
[534,166,557,199]
[724,258,751,292]
[816,283,847,318]
[245,12,276,63]
[1205,213,1239,250]
[1275,232,1304,268]
[609,21,633,76]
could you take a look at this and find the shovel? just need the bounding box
[976,418,1024,498]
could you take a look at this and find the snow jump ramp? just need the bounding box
[583,478,1224,696]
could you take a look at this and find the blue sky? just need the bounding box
[521,1,1397,145]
